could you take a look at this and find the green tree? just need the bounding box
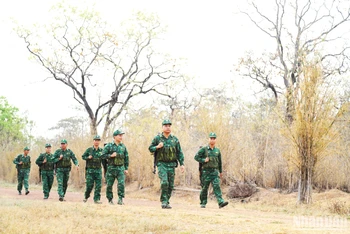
[0,96,26,148]
[0,96,31,181]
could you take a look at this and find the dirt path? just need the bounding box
[2,185,350,233]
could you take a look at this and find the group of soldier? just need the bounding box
[13,119,229,209]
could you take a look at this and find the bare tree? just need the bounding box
[237,0,350,122]
[17,5,180,140]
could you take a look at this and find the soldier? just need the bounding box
[148,119,185,209]
[102,130,129,205]
[35,143,55,199]
[82,135,103,204]
[13,146,31,195]
[53,139,79,201]
[194,132,228,209]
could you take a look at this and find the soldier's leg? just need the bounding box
[17,171,24,193]
[47,172,54,194]
[84,171,93,200]
[200,171,211,206]
[42,171,49,198]
[63,170,70,196]
[56,170,64,198]
[93,170,102,202]
[166,167,175,203]
[116,168,125,199]
[24,169,30,193]
[106,168,116,201]
[157,163,169,205]
[211,171,225,205]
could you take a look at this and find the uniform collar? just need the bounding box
[207,145,216,150]
[161,133,172,139]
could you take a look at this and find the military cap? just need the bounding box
[23,146,30,151]
[113,129,125,136]
[60,139,68,144]
[209,132,217,138]
[93,135,101,140]
[45,143,52,148]
[162,119,172,125]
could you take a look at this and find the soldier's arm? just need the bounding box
[13,155,20,165]
[70,150,79,166]
[36,154,44,166]
[194,148,206,163]
[176,140,185,166]
[148,136,159,153]
[124,147,129,170]
[81,148,90,161]
[218,150,222,173]
[101,144,111,160]
[52,150,61,163]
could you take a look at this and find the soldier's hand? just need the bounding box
[180,165,185,173]
[156,142,163,149]
[88,155,93,159]
[76,165,79,171]
[43,158,47,163]
[111,152,117,158]
[59,155,63,160]
[204,157,209,163]
[124,170,128,175]
[19,161,23,165]
[219,173,223,179]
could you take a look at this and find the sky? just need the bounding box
[0,0,266,137]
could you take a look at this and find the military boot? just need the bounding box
[219,201,229,209]
[117,198,124,205]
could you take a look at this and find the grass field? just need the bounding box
[0,181,349,234]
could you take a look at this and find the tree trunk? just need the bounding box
[90,119,97,137]
[297,159,313,204]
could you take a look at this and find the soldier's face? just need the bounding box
[24,150,29,155]
[61,143,67,150]
[209,137,216,145]
[162,124,171,134]
[114,134,123,143]
[46,147,51,153]
[93,139,100,147]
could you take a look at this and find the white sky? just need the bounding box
[0,0,266,137]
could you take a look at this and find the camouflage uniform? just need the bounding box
[53,139,79,201]
[13,147,31,195]
[149,120,184,208]
[102,130,129,205]
[35,144,55,199]
[82,142,103,203]
[194,133,228,208]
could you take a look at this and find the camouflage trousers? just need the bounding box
[200,169,224,205]
[41,170,54,198]
[56,168,71,198]
[157,162,175,205]
[17,169,30,192]
[106,166,125,201]
[84,168,102,202]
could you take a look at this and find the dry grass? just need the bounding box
[1,181,349,234]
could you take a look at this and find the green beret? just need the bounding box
[60,139,68,144]
[209,132,217,138]
[45,143,52,148]
[113,130,125,136]
[162,119,172,125]
[23,146,30,151]
[93,135,101,140]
